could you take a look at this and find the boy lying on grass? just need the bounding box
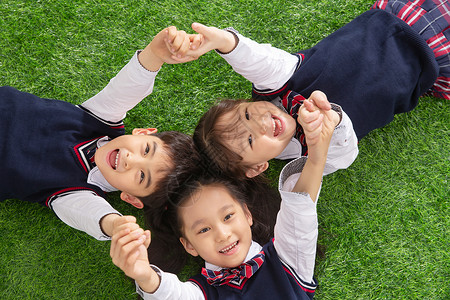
[0,26,201,240]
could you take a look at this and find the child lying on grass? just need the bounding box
[0,26,201,240]
[111,97,335,299]
[170,0,449,181]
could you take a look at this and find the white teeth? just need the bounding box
[114,152,119,169]
[272,118,282,136]
[220,241,237,253]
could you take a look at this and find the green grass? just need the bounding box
[0,0,448,299]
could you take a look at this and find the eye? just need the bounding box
[224,213,233,221]
[245,108,250,120]
[198,227,210,234]
[248,135,253,147]
[144,143,150,156]
[139,171,145,183]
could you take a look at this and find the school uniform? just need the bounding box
[137,156,322,300]
[0,51,158,239]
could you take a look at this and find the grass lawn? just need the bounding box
[1,0,448,299]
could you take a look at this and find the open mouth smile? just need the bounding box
[219,241,239,254]
[272,116,284,137]
[108,150,120,170]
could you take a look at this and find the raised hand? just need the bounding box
[168,22,238,62]
[110,217,152,283]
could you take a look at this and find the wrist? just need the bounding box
[330,103,343,127]
[100,213,121,237]
[137,267,161,294]
[138,48,164,72]
[216,28,239,54]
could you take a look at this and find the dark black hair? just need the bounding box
[144,164,280,274]
[193,99,254,180]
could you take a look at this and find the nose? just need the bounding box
[123,151,143,169]
[215,224,231,243]
[253,112,271,135]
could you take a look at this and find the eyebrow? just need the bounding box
[144,142,157,190]
[152,141,157,157]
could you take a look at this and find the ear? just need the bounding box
[120,192,144,209]
[180,237,199,257]
[243,204,253,227]
[131,128,158,135]
[245,162,269,178]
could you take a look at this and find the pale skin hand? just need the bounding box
[100,214,140,238]
[167,22,237,62]
[110,216,160,293]
[137,26,203,71]
[293,91,335,200]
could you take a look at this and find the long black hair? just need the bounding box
[143,163,281,274]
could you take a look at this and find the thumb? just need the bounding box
[191,22,220,41]
[191,22,209,35]
[309,90,331,111]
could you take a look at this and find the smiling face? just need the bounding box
[179,184,253,268]
[217,101,296,175]
[94,129,171,198]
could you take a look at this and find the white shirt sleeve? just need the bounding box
[80,51,159,122]
[324,109,359,175]
[217,30,299,91]
[50,190,121,241]
[273,157,319,284]
[136,266,205,300]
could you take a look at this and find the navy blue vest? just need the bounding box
[252,10,438,140]
[189,240,317,299]
[0,86,125,206]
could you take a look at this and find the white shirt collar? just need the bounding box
[87,137,118,192]
[204,240,262,271]
[87,166,118,192]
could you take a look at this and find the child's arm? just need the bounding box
[293,91,335,200]
[50,191,122,240]
[272,93,333,287]
[110,218,204,300]
[178,22,298,92]
[80,26,197,123]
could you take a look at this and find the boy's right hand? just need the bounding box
[169,22,238,62]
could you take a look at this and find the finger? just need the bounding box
[189,34,203,50]
[300,108,320,124]
[114,221,140,235]
[110,227,131,258]
[302,99,318,112]
[165,26,178,44]
[113,237,145,269]
[169,54,199,63]
[170,30,188,53]
[191,22,209,35]
[174,34,192,57]
[114,215,137,227]
[309,90,331,111]
[143,230,151,248]
[111,228,144,258]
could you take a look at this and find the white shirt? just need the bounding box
[50,51,158,240]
